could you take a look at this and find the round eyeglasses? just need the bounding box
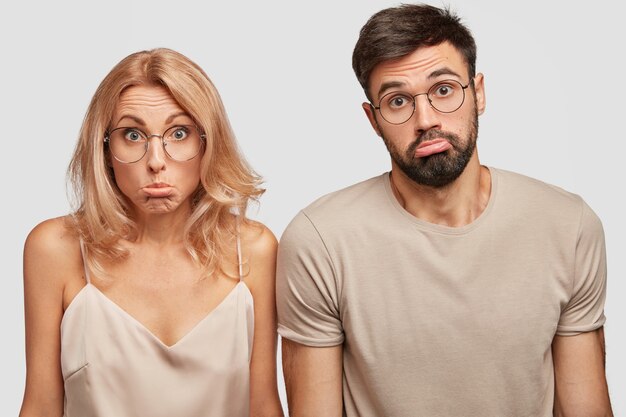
[373,79,470,125]
[104,125,205,164]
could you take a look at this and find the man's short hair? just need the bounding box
[352,4,477,99]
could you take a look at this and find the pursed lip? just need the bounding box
[414,138,452,158]
[142,182,173,197]
[144,182,171,188]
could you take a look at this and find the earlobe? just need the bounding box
[473,73,486,115]
[362,102,382,137]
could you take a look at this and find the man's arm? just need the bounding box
[276,212,345,415]
[282,339,343,417]
[552,327,613,417]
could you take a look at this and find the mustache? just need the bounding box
[407,129,460,154]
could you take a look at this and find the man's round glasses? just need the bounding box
[104,125,205,164]
[373,79,470,125]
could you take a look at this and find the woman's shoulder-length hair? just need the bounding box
[68,48,263,277]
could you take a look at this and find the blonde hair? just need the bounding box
[68,48,263,277]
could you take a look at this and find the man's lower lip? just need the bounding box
[414,139,452,157]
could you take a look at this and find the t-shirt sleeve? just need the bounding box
[276,211,344,347]
[556,200,608,336]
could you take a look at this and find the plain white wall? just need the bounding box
[2,0,624,414]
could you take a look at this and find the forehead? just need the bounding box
[368,42,468,99]
[113,84,186,123]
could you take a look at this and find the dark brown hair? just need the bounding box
[352,4,477,99]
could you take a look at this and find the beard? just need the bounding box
[381,108,479,188]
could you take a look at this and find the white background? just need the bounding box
[2,0,624,414]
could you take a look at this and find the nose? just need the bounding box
[145,136,166,172]
[412,94,441,134]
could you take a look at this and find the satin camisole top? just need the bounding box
[60,237,254,417]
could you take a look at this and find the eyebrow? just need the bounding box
[427,67,462,80]
[377,81,408,99]
[376,67,464,98]
[114,112,192,127]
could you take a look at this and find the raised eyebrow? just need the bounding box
[165,112,193,125]
[427,67,462,80]
[376,69,462,99]
[115,115,145,127]
[377,81,408,100]
[115,112,192,126]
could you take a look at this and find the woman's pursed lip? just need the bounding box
[144,182,171,188]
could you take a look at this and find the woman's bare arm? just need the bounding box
[244,223,284,417]
[19,218,78,417]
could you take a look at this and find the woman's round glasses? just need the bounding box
[104,125,205,164]
[373,79,470,125]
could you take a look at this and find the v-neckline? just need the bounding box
[76,281,250,350]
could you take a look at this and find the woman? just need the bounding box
[19,48,283,417]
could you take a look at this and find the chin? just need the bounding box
[141,198,182,214]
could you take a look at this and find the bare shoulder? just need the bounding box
[25,216,78,257]
[240,220,277,291]
[24,216,82,287]
[241,220,278,257]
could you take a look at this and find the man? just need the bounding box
[276,4,612,417]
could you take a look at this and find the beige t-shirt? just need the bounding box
[276,168,607,417]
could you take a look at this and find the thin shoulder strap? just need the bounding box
[78,239,92,284]
[235,213,244,282]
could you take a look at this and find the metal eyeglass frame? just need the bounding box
[104,125,206,164]
[372,79,471,125]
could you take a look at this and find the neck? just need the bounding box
[131,202,192,247]
[390,155,491,228]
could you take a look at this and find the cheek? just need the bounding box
[380,124,416,146]
[176,161,202,190]
[111,164,141,194]
[452,117,469,133]
[190,164,202,188]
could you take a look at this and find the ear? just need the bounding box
[473,73,486,115]
[362,102,382,137]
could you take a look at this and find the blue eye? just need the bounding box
[124,129,144,142]
[171,128,188,141]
